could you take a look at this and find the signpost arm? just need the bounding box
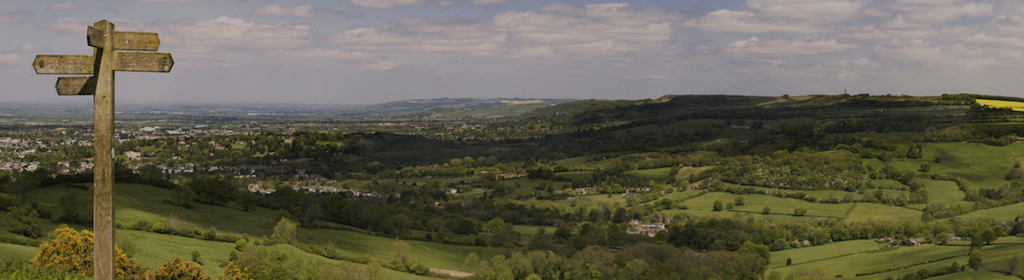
[92,20,115,280]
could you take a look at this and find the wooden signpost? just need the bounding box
[32,20,173,280]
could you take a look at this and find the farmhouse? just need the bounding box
[901,238,930,246]
[627,219,666,237]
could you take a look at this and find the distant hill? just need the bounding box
[355,98,574,117]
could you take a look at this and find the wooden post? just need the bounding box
[92,20,116,280]
[31,19,172,280]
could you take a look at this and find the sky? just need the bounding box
[2,0,1024,105]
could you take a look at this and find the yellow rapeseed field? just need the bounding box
[976,99,1024,112]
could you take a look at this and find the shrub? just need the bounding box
[219,261,252,280]
[272,218,298,242]
[31,227,146,278]
[129,220,152,232]
[794,208,807,216]
[152,222,167,234]
[153,257,210,280]
[712,201,723,211]
[969,249,982,269]
[192,250,204,265]
[235,240,248,252]
[201,228,217,241]
[7,205,42,238]
[762,207,771,214]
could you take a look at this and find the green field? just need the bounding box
[4,182,503,276]
[957,202,1024,221]
[845,203,922,222]
[906,142,1024,189]
[770,244,966,278]
[768,239,882,268]
[623,167,671,179]
[0,243,40,262]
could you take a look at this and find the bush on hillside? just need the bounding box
[153,257,209,280]
[31,227,146,279]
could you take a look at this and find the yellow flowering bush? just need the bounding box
[30,227,146,279]
[218,261,252,280]
[153,257,210,280]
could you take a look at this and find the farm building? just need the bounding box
[627,219,666,237]
[901,238,930,246]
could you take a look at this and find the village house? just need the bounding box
[627,219,666,237]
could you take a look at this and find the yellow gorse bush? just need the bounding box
[153,257,210,280]
[30,227,146,279]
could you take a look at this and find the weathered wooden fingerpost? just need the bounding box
[32,20,172,280]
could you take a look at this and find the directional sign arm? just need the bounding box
[115,52,173,72]
[56,76,96,95]
[88,26,161,51]
[33,55,94,74]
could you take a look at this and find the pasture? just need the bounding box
[906,142,1024,190]
[844,203,921,222]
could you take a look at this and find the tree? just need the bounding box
[919,162,931,172]
[969,249,983,270]
[933,232,949,245]
[971,233,985,249]
[173,184,196,206]
[555,226,572,241]
[762,206,771,214]
[734,195,745,206]
[786,258,792,266]
[7,205,41,238]
[57,191,90,225]
[31,227,146,278]
[154,257,210,280]
[713,201,724,211]
[188,177,235,205]
[463,253,481,274]
[794,208,807,216]
[236,192,257,212]
[981,227,998,245]
[272,218,298,242]
[738,241,771,264]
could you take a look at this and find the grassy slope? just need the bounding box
[9,182,502,274]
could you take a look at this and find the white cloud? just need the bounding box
[362,61,396,71]
[747,0,867,23]
[874,39,1024,70]
[879,14,931,29]
[37,18,92,35]
[252,5,362,18]
[625,75,670,80]
[0,53,24,64]
[895,1,993,23]
[46,2,84,11]
[0,9,33,23]
[128,0,232,2]
[264,48,378,59]
[727,36,857,54]
[332,3,686,59]
[349,0,517,9]
[164,17,313,53]
[331,17,506,55]
[17,44,52,53]
[683,9,826,34]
